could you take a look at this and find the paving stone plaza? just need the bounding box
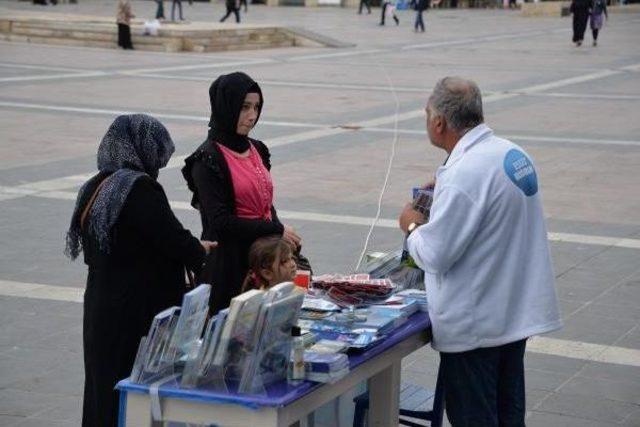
[0,0,639,426]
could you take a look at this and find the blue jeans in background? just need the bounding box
[415,10,425,32]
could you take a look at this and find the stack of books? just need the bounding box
[395,289,428,312]
[372,295,420,317]
[304,352,350,383]
[352,306,409,335]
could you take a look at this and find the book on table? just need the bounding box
[130,306,180,383]
[212,289,265,382]
[180,308,229,387]
[238,285,305,393]
[169,284,211,361]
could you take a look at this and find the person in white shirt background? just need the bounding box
[398,76,562,427]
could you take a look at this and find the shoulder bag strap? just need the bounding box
[80,178,108,231]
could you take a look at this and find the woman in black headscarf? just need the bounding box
[66,114,216,427]
[183,72,301,313]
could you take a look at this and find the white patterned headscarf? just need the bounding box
[65,114,175,259]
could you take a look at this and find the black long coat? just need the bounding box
[571,0,593,42]
[81,176,204,427]
[183,138,284,313]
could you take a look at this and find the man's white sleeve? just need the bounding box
[407,185,483,275]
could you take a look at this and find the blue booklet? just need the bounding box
[304,352,349,373]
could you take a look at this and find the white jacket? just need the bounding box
[408,124,562,352]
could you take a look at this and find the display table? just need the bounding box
[116,312,431,427]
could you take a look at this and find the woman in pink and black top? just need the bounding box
[183,72,301,312]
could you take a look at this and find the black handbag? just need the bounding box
[294,247,313,276]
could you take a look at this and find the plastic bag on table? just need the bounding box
[362,250,425,291]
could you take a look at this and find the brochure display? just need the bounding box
[132,283,305,398]
[239,286,305,393]
[130,285,211,385]
[117,311,431,427]
[119,251,433,426]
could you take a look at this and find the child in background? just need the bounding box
[116,0,135,49]
[242,236,297,292]
[590,0,608,46]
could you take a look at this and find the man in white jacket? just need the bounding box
[399,77,562,426]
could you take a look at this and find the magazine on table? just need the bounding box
[181,308,230,387]
[169,284,211,361]
[239,286,305,393]
[130,306,180,383]
[212,289,265,381]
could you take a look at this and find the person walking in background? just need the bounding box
[358,0,371,14]
[220,0,241,23]
[413,0,439,32]
[172,0,184,21]
[380,0,399,26]
[570,0,592,46]
[413,0,427,32]
[116,0,135,50]
[240,0,249,13]
[155,0,165,20]
[66,114,217,427]
[590,0,608,46]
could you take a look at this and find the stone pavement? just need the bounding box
[0,0,639,426]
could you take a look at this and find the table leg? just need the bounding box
[367,361,401,427]
[334,396,341,427]
[292,411,315,427]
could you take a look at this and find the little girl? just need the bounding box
[242,236,297,292]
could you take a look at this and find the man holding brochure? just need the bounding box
[398,77,562,427]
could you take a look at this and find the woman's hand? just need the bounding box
[282,225,302,249]
[200,240,218,255]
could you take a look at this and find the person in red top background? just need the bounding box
[183,72,302,312]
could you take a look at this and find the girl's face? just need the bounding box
[236,92,260,136]
[262,252,297,287]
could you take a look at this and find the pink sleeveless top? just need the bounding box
[218,143,274,220]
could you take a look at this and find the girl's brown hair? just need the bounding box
[241,235,293,292]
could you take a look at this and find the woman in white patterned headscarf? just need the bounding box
[66,114,216,427]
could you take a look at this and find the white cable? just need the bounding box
[352,64,401,272]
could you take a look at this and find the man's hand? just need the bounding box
[422,177,436,190]
[200,240,218,255]
[398,203,425,234]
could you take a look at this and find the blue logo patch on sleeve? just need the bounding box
[503,149,538,196]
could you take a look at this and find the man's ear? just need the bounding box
[435,115,446,135]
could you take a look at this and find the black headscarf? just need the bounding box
[208,72,263,153]
[65,114,175,259]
